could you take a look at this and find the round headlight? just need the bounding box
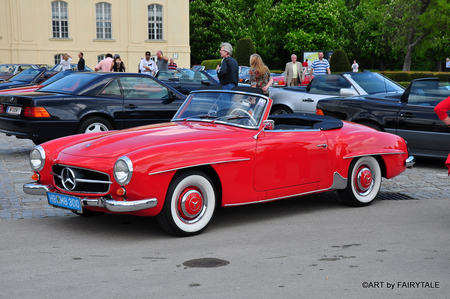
[30,146,45,171]
[114,156,133,186]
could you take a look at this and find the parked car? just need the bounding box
[23,87,414,236]
[0,72,185,144]
[0,68,48,91]
[268,71,404,115]
[271,72,312,87]
[44,64,93,78]
[0,70,87,95]
[316,78,450,159]
[154,68,219,95]
[238,67,251,83]
[0,64,40,81]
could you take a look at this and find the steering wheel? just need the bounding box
[229,108,257,126]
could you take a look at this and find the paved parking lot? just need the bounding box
[0,133,449,220]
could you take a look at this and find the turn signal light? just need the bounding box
[116,187,126,196]
[24,107,51,118]
[316,109,324,115]
[31,173,40,181]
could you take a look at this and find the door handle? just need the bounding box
[303,98,314,102]
[317,144,327,148]
[125,104,137,109]
[399,112,416,118]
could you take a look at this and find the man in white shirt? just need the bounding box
[140,51,158,75]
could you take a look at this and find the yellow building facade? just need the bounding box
[0,0,190,70]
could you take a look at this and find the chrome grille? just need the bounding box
[52,165,112,194]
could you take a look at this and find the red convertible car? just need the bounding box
[24,88,414,236]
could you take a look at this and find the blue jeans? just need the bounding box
[221,83,235,101]
[222,83,235,90]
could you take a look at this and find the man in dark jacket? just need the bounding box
[77,52,85,71]
[216,42,238,90]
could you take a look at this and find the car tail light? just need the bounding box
[316,109,324,115]
[0,104,3,114]
[23,107,51,118]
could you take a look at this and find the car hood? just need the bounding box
[60,121,243,158]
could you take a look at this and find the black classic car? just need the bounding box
[0,73,186,144]
[154,68,219,95]
[316,78,450,158]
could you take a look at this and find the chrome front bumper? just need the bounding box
[405,156,415,168]
[23,183,157,213]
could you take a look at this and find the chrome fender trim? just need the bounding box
[23,183,53,196]
[405,156,415,168]
[329,172,348,190]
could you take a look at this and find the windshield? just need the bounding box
[348,72,404,94]
[9,68,43,82]
[39,73,97,94]
[41,71,76,86]
[173,91,268,129]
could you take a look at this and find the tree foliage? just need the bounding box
[189,0,450,71]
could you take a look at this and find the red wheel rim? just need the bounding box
[354,166,373,195]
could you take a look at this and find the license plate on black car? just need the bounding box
[6,106,21,115]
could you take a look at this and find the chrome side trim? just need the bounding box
[405,156,415,168]
[23,183,52,196]
[148,158,251,176]
[224,172,347,207]
[343,152,406,159]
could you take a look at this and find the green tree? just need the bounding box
[329,49,351,72]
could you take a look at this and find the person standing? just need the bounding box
[310,52,331,75]
[284,54,304,86]
[302,59,309,74]
[95,53,113,72]
[168,58,177,70]
[60,53,72,71]
[77,52,85,71]
[111,54,126,72]
[156,50,169,70]
[446,58,450,72]
[249,54,273,95]
[216,42,239,90]
[352,60,359,72]
[139,51,157,75]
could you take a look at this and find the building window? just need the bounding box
[98,55,106,63]
[148,4,163,40]
[54,54,63,65]
[52,1,69,38]
[96,2,112,39]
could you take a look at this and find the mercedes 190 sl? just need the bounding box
[23,87,414,236]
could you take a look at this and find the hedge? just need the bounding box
[201,59,222,70]
[379,71,450,82]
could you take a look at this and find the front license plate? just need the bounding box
[6,106,22,115]
[47,192,82,211]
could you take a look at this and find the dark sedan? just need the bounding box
[0,73,186,144]
[155,68,219,95]
[316,78,450,158]
[0,68,48,90]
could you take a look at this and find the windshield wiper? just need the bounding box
[183,114,217,121]
[226,115,249,120]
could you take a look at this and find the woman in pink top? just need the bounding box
[434,96,450,125]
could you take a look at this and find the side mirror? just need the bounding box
[201,80,211,86]
[264,119,274,130]
[340,88,358,97]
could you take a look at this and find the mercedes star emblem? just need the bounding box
[61,167,77,191]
